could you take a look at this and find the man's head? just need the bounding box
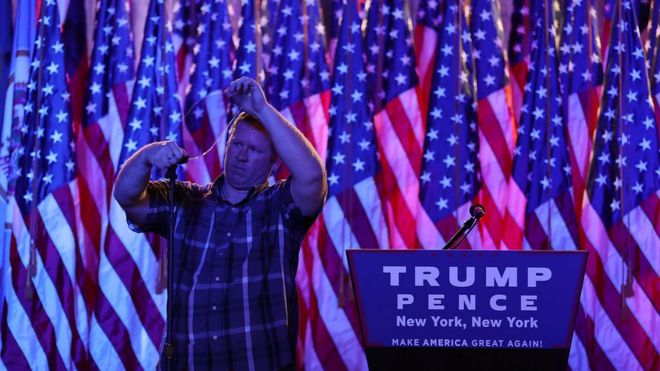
[224,113,276,190]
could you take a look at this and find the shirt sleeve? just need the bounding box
[126,179,199,237]
[276,178,323,238]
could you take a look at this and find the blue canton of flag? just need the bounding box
[559,0,603,96]
[327,0,377,196]
[15,0,76,215]
[364,0,418,111]
[588,0,660,227]
[471,0,508,99]
[235,0,262,81]
[173,0,197,59]
[419,2,479,224]
[508,0,534,66]
[512,5,573,211]
[186,0,233,127]
[264,0,330,110]
[120,0,183,173]
[416,0,443,31]
[85,0,134,127]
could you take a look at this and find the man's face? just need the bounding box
[224,122,275,190]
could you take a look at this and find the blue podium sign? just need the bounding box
[347,250,587,350]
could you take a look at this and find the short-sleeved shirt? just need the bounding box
[128,175,318,370]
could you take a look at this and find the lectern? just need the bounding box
[347,250,587,370]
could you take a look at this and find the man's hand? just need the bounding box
[142,141,187,170]
[224,77,268,117]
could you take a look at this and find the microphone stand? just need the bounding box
[163,156,187,370]
[443,205,486,250]
[163,164,177,370]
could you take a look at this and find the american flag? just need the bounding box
[507,0,533,122]
[503,1,579,251]
[648,0,660,128]
[413,0,443,127]
[106,0,184,368]
[0,0,36,257]
[297,1,388,369]
[82,0,156,369]
[558,0,603,221]
[173,0,197,102]
[468,0,516,251]
[1,0,88,367]
[264,0,330,164]
[182,0,234,185]
[417,0,480,249]
[365,0,425,249]
[579,1,660,369]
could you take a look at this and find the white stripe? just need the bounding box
[88,314,123,370]
[37,190,77,284]
[11,198,73,367]
[580,275,642,371]
[505,179,527,230]
[310,240,368,371]
[353,178,390,249]
[304,93,329,164]
[77,133,109,236]
[416,203,445,249]
[303,318,323,371]
[486,87,516,152]
[97,90,127,171]
[478,130,508,216]
[626,193,660,275]
[108,198,166,318]
[581,200,660,350]
[532,198,577,250]
[566,93,590,178]
[374,108,421,246]
[568,331,589,371]
[397,88,425,148]
[323,197,358,270]
[97,240,159,370]
[415,27,437,84]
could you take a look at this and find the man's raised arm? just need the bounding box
[114,141,187,225]
[226,77,327,215]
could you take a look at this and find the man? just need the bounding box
[114,77,327,369]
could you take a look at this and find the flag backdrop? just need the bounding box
[0,0,658,370]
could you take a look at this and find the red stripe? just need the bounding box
[478,97,513,177]
[300,226,349,370]
[413,25,437,126]
[384,98,422,176]
[316,221,362,339]
[477,186,504,247]
[639,193,660,237]
[502,210,524,250]
[572,304,616,371]
[334,187,381,250]
[608,222,659,313]
[0,300,32,369]
[112,83,131,128]
[104,227,166,347]
[375,157,419,249]
[580,235,658,369]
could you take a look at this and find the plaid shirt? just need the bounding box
[129,175,318,370]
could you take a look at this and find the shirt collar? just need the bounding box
[212,174,268,205]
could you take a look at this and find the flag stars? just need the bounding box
[56,110,68,123]
[424,150,435,162]
[443,155,455,167]
[50,131,63,143]
[440,176,452,188]
[333,152,345,164]
[328,173,339,185]
[339,131,351,143]
[632,182,643,194]
[352,159,366,172]
[610,199,620,212]
[595,173,607,186]
[46,62,59,74]
[436,198,449,210]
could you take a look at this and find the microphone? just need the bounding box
[443,204,486,250]
[166,155,190,180]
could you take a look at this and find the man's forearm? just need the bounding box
[254,104,325,185]
[114,149,152,207]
